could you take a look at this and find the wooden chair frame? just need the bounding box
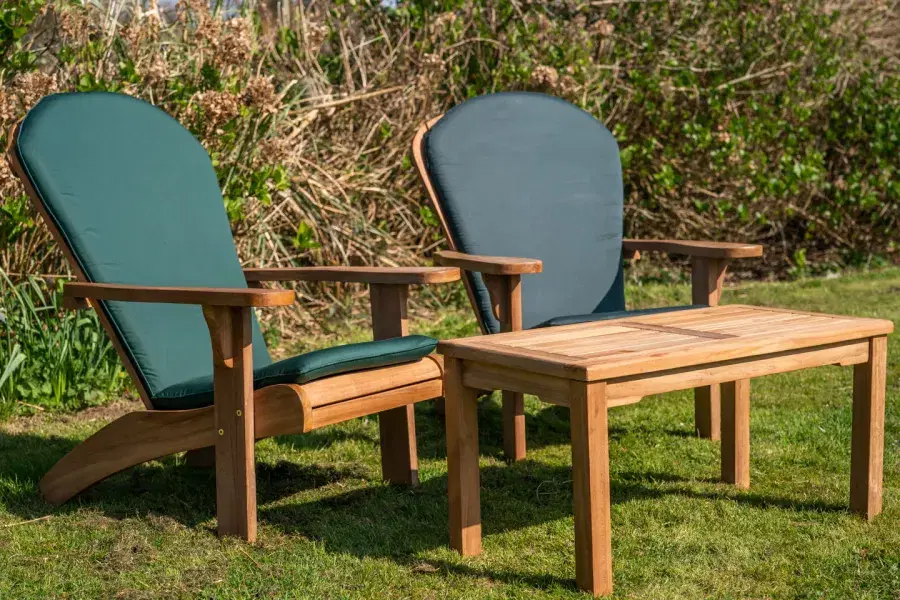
[7,123,461,542]
[412,116,764,460]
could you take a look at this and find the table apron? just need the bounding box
[605,339,869,399]
[459,338,870,406]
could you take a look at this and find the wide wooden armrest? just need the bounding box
[63,282,295,308]
[243,266,460,285]
[622,239,763,260]
[433,250,543,275]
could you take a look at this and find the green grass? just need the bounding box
[1,269,899,599]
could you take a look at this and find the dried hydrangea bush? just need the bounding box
[0,0,898,344]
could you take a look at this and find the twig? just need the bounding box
[239,547,262,569]
[298,85,405,112]
[2,515,51,528]
[17,401,45,412]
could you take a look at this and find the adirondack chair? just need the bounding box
[7,92,461,542]
[412,92,762,461]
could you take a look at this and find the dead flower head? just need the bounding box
[303,20,329,52]
[243,76,278,115]
[198,90,240,130]
[530,65,559,90]
[215,17,254,69]
[256,137,294,167]
[591,19,615,37]
[12,72,58,111]
[143,54,170,83]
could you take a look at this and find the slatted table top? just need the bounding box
[437,305,894,382]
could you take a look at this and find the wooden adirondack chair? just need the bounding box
[7,91,460,542]
[412,92,762,461]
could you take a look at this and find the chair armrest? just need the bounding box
[622,239,763,260]
[433,250,543,275]
[63,282,295,308]
[243,266,460,286]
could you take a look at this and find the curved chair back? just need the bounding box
[414,92,626,332]
[10,92,271,406]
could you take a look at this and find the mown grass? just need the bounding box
[0,269,899,599]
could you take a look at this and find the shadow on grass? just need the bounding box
[0,421,849,592]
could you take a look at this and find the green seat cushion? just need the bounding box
[424,92,626,334]
[534,305,704,328]
[153,334,438,410]
[15,92,272,406]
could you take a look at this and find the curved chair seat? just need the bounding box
[534,305,703,329]
[154,335,437,409]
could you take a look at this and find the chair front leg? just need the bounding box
[484,273,526,462]
[370,283,420,485]
[203,305,257,541]
[691,257,728,440]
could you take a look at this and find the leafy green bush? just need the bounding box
[0,273,126,415]
[0,0,896,336]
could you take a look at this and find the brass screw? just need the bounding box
[218,429,224,436]
[236,409,242,417]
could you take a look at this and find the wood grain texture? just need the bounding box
[570,380,613,596]
[39,383,311,505]
[445,357,483,556]
[438,306,893,382]
[244,266,460,285]
[486,273,527,462]
[434,250,543,275]
[65,282,294,308]
[203,306,257,541]
[850,335,887,520]
[370,283,419,486]
[300,357,442,408]
[691,256,728,440]
[622,238,763,259]
[721,379,751,489]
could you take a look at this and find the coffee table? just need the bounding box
[437,305,892,596]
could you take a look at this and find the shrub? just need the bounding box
[0,0,896,334]
[0,274,126,415]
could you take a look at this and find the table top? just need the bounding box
[437,305,893,382]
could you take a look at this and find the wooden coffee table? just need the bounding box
[438,305,892,596]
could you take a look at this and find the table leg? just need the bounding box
[694,384,721,440]
[721,379,750,489]
[570,381,613,597]
[502,390,526,462]
[850,336,887,520]
[445,357,482,555]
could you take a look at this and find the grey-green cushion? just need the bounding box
[534,305,704,328]
[424,92,626,334]
[14,92,274,406]
[153,335,438,410]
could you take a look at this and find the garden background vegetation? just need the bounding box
[0,0,898,413]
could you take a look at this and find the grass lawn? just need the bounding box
[1,269,899,599]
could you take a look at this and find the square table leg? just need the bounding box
[445,357,483,555]
[721,379,751,489]
[570,380,613,597]
[850,335,887,520]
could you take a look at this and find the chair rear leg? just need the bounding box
[379,405,419,485]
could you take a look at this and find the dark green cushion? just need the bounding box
[534,305,704,328]
[424,92,626,334]
[15,92,271,405]
[153,334,438,410]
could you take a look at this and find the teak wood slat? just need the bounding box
[438,305,892,596]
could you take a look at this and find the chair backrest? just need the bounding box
[12,92,271,403]
[419,92,626,332]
